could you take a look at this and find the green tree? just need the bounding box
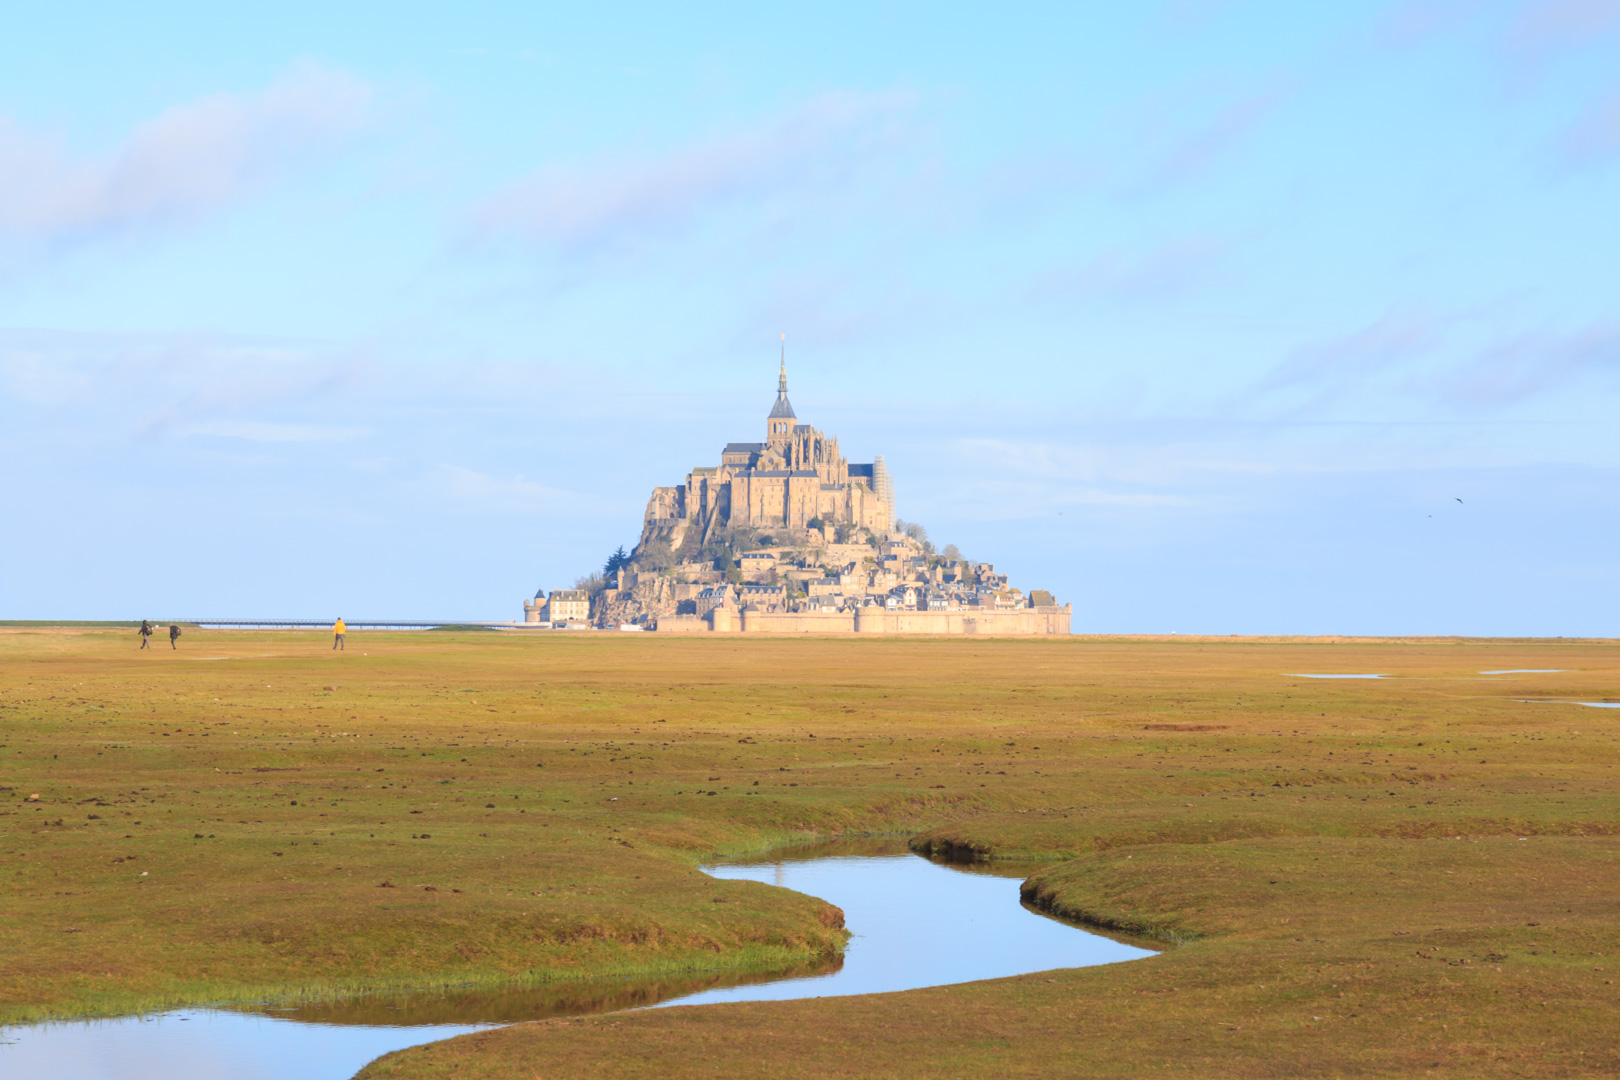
[635,540,676,572]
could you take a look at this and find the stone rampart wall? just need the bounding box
[853,605,1070,635]
[660,604,1072,635]
[654,616,711,634]
[738,610,856,634]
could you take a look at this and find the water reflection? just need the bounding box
[1,838,1150,1080]
[237,958,841,1028]
[672,838,1153,1007]
[1285,673,1387,679]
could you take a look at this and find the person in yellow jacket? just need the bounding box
[333,617,346,651]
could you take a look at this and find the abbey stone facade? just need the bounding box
[640,356,893,550]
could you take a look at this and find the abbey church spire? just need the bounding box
[767,335,795,441]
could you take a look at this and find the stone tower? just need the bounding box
[872,455,893,530]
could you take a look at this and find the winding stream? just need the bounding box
[1,841,1152,1080]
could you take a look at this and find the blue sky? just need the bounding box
[2,1,1617,634]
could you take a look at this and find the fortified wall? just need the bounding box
[651,606,1070,635]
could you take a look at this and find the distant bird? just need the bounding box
[1455,498,1463,504]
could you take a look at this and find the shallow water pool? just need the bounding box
[1285,673,1387,679]
[675,842,1151,1006]
[1,842,1150,1080]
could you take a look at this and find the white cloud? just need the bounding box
[469,89,917,253]
[0,62,370,241]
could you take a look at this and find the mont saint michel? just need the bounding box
[525,354,1070,635]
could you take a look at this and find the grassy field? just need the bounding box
[3,628,1617,1076]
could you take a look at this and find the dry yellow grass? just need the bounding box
[3,628,1617,1076]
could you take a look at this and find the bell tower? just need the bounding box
[766,335,795,446]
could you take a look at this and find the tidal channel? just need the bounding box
[1,839,1153,1080]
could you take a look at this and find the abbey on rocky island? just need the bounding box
[641,351,893,549]
[523,352,1069,635]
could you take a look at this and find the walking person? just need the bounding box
[138,620,153,649]
[333,617,346,651]
[169,624,182,650]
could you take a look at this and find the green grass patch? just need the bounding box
[3,628,1618,1077]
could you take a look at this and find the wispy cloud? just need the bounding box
[1135,86,1286,190]
[975,150,1098,215]
[1372,0,1478,47]
[1252,314,1444,414]
[0,328,364,439]
[1033,235,1227,306]
[1435,321,1620,403]
[741,273,961,355]
[1504,0,1620,62]
[420,464,596,511]
[0,62,370,243]
[1158,0,1238,33]
[1249,311,1620,415]
[469,89,918,254]
[179,420,367,443]
[1560,91,1620,164]
[950,437,1197,498]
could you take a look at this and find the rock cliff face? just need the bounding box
[593,511,834,627]
[639,488,691,553]
[633,491,696,565]
[595,572,683,628]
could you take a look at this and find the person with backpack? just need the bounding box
[169,624,182,650]
[138,620,153,649]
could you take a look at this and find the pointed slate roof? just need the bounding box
[768,346,796,419]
